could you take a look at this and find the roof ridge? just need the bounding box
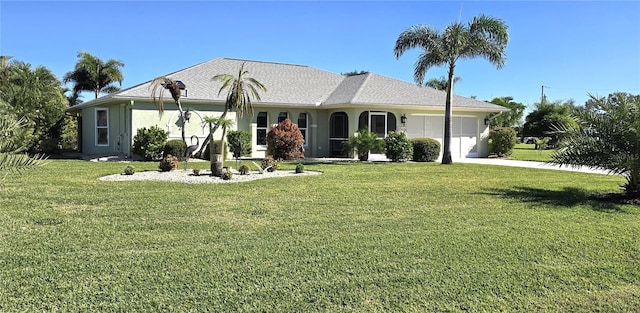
[222,57,308,68]
[349,73,372,103]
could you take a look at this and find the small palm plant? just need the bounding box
[550,93,640,194]
[343,128,385,161]
[204,116,234,176]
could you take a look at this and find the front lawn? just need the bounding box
[1,160,638,312]
[510,143,554,162]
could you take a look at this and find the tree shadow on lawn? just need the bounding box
[481,186,628,213]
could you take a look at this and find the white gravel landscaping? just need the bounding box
[99,169,322,184]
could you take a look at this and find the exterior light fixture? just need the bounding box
[401,113,407,125]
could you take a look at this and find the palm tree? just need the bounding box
[0,101,47,180]
[63,51,124,99]
[204,116,234,176]
[196,62,266,157]
[0,61,67,150]
[394,15,509,164]
[551,93,640,194]
[149,77,187,143]
[426,75,461,91]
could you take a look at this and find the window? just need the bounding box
[278,112,288,123]
[387,112,397,132]
[329,112,349,157]
[256,112,268,145]
[359,111,397,138]
[96,108,109,146]
[358,111,369,130]
[297,113,308,146]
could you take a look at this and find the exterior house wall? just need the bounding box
[78,102,493,160]
[129,102,233,158]
[247,107,316,159]
[80,105,123,156]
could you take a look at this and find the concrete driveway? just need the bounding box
[455,158,611,175]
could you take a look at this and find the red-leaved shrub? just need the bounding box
[266,119,305,160]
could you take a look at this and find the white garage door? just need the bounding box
[406,115,478,159]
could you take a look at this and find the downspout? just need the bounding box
[127,100,134,158]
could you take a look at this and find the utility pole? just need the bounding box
[541,85,548,104]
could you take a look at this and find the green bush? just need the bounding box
[411,138,441,162]
[158,154,179,172]
[343,128,385,161]
[266,119,304,160]
[239,164,250,175]
[132,126,167,161]
[221,170,233,180]
[295,163,304,173]
[384,131,413,162]
[261,156,280,172]
[163,139,187,161]
[489,127,517,156]
[124,165,135,175]
[202,140,227,161]
[227,130,252,159]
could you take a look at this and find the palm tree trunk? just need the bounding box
[441,63,455,164]
[176,99,186,144]
[219,125,227,169]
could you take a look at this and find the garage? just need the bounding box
[406,115,479,159]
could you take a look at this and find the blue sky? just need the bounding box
[1,1,639,111]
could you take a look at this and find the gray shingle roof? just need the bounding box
[69,58,509,112]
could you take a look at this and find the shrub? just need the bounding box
[295,163,305,173]
[164,139,187,161]
[411,138,441,162]
[124,165,135,175]
[159,154,179,172]
[132,126,167,161]
[266,119,304,160]
[202,140,227,161]
[221,170,233,180]
[489,127,517,156]
[261,156,280,172]
[227,130,252,159]
[384,131,413,162]
[343,128,385,161]
[239,164,250,175]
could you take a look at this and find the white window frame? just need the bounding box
[369,111,387,139]
[95,108,109,146]
[256,111,268,146]
[297,112,308,147]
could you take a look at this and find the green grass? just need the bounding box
[1,160,639,312]
[510,143,554,162]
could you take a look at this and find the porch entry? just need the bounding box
[329,112,349,157]
[359,111,397,159]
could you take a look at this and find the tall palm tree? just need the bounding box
[426,75,461,91]
[196,62,266,157]
[63,51,124,99]
[394,14,509,164]
[149,77,187,143]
